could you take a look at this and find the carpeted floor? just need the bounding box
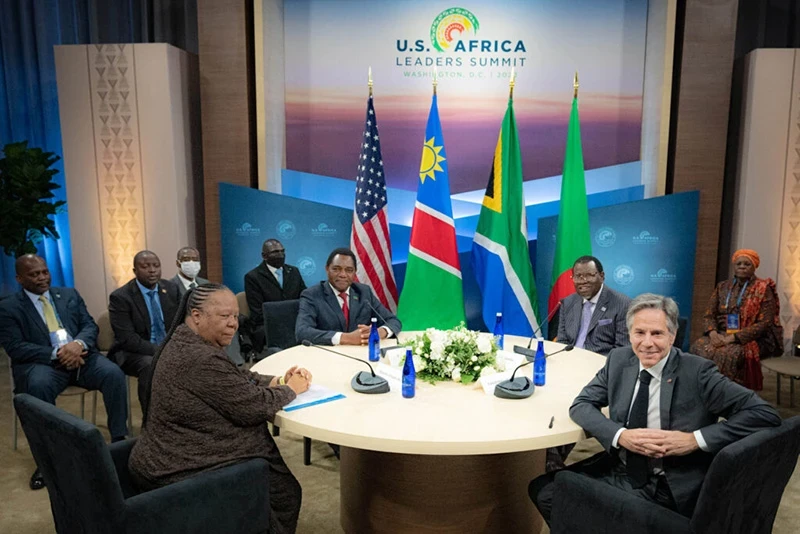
[1,351,798,533]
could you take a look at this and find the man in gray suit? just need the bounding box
[296,247,401,346]
[557,255,631,355]
[170,246,209,295]
[529,293,781,524]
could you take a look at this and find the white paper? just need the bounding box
[383,346,407,367]
[282,384,345,412]
[479,371,515,396]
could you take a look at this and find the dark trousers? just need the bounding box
[15,354,129,439]
[529,452,677,525]
[116,351,153,414]
[267,454,302,534]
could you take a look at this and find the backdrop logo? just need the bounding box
[297,256,316,277]
[430,8,480,52]
[633,230,660,245]
[613,265,635,286]
[311,223,338,238]
[276,220,296,240]
[235,222,261,237]
[595,227,617,248]
[650,268,677,283]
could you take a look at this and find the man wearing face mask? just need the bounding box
[171,247,209,295]
[244,239,307,353]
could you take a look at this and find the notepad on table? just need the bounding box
[283,384,345,412]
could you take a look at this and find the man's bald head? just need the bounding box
[15,255,51,294]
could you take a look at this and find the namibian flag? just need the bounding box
[396,94,466,329]
[471,97,539,336]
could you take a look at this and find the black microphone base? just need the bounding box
[513,345,538,362]
[494,377,535,399]
[351,371,390,394]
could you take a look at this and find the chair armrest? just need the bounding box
[108,439,138,498]
[550,471,691,534]
[123,458,270,534]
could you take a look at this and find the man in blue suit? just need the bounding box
[0,255,128,490]
[296,248,401,346]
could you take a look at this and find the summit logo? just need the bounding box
[632,230,660,245]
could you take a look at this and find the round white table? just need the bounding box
[252,334,606,533]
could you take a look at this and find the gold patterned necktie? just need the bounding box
[38,295,60,332]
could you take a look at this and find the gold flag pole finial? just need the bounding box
[509,67,516,99]
[433,66,438,95]
[368,66,373,97]
[573,71,579,99]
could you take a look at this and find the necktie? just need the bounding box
[147,290,167,345]
[276,268,283,288]
[339,291,349,328]
[575,300,593,348]
[627,370,653,488]
[189,281,197,290]
[38,295,60,332]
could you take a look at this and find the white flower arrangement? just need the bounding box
[402,323,500,384]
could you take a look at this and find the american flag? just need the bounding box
[350,94,399,311]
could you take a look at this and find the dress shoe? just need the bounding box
[29,469,45,490]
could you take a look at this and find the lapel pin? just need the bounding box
[161,289,166,294]
[667,378,673,383]
[601,306,606,312]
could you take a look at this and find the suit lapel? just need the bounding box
[587,289,610,334]
[260,263,282,290]
[18,291,49,338]
[131,281,151,337]
[50,288,72,336]
[322,283,347,331]
[619,360,639,425]
[349,285,363,330]
[660,349,679,430]
[567,296,582,340]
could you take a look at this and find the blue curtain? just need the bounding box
[0,0,196,296]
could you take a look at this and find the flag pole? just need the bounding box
[368,66,373,97]
[509,66,516,99]
[573,71,579,99]
[433,66,438,95]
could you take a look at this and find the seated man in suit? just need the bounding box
[557,255,631,355]
[296,247,401,346]
[108,250,180,414]
[170,246,209,295]
[529,293,781,525]
[244,238,307,353]
[0,255,128,490]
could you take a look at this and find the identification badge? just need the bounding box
[726,314,740,334]
[49,328,73,349]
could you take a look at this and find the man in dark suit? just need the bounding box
[108,250,180,413]
[296,247,401,345]
[244,238,307,352]
[557,255,631,355]
[0,255,128,490]
[170,246,209,295]
[529,293,781,524]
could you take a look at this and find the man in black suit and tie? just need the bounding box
[244,239,307,352]
[557,255,631,356]
[108,250,180,413]
[296,247,401,346]
[529,293,781,525]
[170,246,209,295]
[0,255,128,490]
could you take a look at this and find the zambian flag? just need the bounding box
[396,94,466,329]
[471,97,539,336]
[549,95,591,320]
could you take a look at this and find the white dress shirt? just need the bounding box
[175,273,195,292]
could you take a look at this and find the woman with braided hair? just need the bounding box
[690,249,784,390]
[129,283,311,533]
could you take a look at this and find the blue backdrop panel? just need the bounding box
[219,183,353,294]
[535,191,700,345]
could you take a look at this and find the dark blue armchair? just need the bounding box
[14,393,271,533]
[550,416,800,534]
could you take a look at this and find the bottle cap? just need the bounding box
[371,317,377,322]
[496,312,502,317]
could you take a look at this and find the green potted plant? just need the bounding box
[0,141,66,257]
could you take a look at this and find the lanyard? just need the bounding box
[724,280,749,311]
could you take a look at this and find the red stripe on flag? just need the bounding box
[375,210,399,296]
[352,222,390,306]
[363,212,398,298]
[409,208,460,271]
[549,269,576,314]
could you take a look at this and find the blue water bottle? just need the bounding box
[402,348,416,398]
[533,339,546,386]
[493,312,504,349]
[368,317,380,362]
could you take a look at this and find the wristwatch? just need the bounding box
[75,339,87,350]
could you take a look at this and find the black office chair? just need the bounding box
[261,299,315,465]
[14,393,270,533]
[550,416,800,534]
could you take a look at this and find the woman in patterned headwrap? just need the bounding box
[690,249,783,389]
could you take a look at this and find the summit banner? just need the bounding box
[283,0,648,194]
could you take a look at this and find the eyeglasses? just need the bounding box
[571,272,599,282]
